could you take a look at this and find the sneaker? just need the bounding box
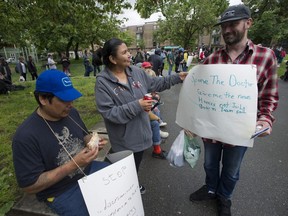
[217,196,232,216]
[139,185,146,195]
[159,121,167,127]
[160,130,169,138]
[189,185,216,202]
[152,150,167,159]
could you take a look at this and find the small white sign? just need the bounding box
[186,56,194,67]
[78,151,144,216]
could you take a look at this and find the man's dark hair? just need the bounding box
[34,91,54,106]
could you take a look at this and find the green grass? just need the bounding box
[0,60,102,214]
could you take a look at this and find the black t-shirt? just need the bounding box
[12,108,91,201]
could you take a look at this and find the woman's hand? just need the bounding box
[179,72,188,80]
[139,98,153,111]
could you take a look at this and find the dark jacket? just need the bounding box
[148,54,162,75]
[27,60,37,73]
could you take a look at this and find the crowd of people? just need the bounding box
[9,4,283,216]
[130,45,211,77]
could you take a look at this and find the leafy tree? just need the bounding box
[1,0,132,58]
[119,31,135,47]
[243,0,288,46]
[135,0,229,49]
[0,1,26,49]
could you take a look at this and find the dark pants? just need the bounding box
[84,65,93,77]
[93,65,101,76]
[31,72,38,80]
[175,63,179,73]
[133,151,144,173]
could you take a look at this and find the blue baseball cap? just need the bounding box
[36,69,82,101]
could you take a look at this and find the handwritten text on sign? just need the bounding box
[176,64,258,147]
[79,151,144,216]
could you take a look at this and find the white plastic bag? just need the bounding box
[19,76,25,82]
[167,130,185,167]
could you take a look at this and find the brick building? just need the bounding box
[121,21,225,54]
[121,21,171,53]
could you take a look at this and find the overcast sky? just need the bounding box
[119,0,243,26]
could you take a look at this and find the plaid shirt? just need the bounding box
[202,40,279,144]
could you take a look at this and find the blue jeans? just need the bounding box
[45,161,110,216]
[150,120,161,145]
[203,141,247,199]
[84,64,93,77]
[168,63,174,75]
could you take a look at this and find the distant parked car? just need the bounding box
[146,49,155,57]
[6,57,16,63]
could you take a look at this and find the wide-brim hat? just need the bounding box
[215,4,251,26]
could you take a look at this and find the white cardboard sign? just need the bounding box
[176,64,258,147]
[186,56,194,67]
[78,151,144,216]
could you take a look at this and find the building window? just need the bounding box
[136,33,142,40]
[153,25,157,30]
[137,26,143,32]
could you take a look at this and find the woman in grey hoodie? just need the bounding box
[95,38,187,194]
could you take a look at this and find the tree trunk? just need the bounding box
[74,42,79,60]
[91,42,94,51]
[66,37,74,58]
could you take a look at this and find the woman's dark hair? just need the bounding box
[102,38,124,68]
[34,91,54,106]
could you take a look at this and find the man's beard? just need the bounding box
[223,27,245,46]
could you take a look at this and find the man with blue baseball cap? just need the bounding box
[12,69,110,215]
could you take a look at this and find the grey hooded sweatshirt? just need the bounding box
[95,65,182,153]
